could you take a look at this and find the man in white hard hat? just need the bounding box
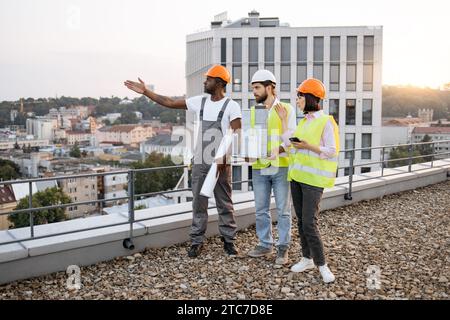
[247,69,296,265]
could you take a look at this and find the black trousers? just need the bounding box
[290,181,326,266]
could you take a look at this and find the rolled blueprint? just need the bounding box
[199,162,218,198]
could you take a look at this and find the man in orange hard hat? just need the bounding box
[125,65,242,258]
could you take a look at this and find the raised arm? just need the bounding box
[124,78,187,110]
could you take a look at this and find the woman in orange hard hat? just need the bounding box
[274,78,340,283]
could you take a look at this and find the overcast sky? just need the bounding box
[0,0,449,100]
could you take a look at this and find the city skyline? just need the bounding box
[1,0,449,100]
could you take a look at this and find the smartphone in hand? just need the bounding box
[289,137,302,143]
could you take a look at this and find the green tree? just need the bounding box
[118,111,139,124]
[388,145,423,168]
[0,159,21,181]
[418,134,433,162]
[69,142,81,158]
[131,152,183,196]
[9,187,71,228]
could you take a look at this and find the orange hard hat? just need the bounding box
[297,78,326,100]
[204,65,231,84]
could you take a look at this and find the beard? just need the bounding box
[255,92,268,104]
[204,86,214,95]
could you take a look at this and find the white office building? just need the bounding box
[26,118,58,141]
[186,11,383,190]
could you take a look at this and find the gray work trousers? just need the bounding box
[190,164,237,245]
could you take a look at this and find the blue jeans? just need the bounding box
[252,166,292,249]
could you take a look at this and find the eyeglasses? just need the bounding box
[297,92,305,98]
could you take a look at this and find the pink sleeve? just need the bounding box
[281,129,295,148]
[319,120,337,159]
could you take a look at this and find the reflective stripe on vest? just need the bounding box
[289,163,336,179]
[290,148,339,163]
[288,114,340,189]
[252,102,292,170]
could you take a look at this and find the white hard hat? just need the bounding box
[251,69,277,85]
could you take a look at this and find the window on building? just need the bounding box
[362,99,373,125]
[248,65,258,91]
[264,37,275,73]
[233,38,242,92]
[345,133,355,159]
[361,167,371,174]
[232,38,242,63]
[364,36,374,61]
[346,99,356,125]
[361,133,372,159]
[313,64,323,82]
[281,37,291,92]
[347,36,357,61]
[297,64,307,86]
[248,38,259,91]
[281,37,291,62]
[346,36,357,91]
[296,37,307,86]
[329,99,339,124]
[313,37,324,82]
[363,64,373,91]
[330,36,340,61]
[314,37,324,61]
[330,64,340,91]
[346,64,357,91]
[281,65,291,92]
[297,37,307,62]
[233,65,242,92]
[249,38,258,63]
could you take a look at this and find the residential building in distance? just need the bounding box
[140,134,187,162]
[411,127,450,159]
[0,185,16,230]
[0,138,49,151]
[66,131,93,146]
[95,125,154,147]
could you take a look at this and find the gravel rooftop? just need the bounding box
[0,181,449,300]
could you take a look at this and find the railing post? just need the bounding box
[431,142,435,168]
[29,181,34,238]
[345,149,354,200]
[381,147,385,176]
[123,170,135,250]
[408,143,413,172]
[128,170,135,237]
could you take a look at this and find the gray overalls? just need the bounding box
[190,96,237,245]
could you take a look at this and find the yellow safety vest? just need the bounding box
[252,102,292,170]
[288,113,340,188]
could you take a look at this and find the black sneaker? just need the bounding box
[223,242,239,256]
[187,244,203,258]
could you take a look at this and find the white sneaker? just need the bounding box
[319,264,335,283]
[290,257,315,273]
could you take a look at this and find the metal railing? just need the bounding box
[0,140,449,248]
